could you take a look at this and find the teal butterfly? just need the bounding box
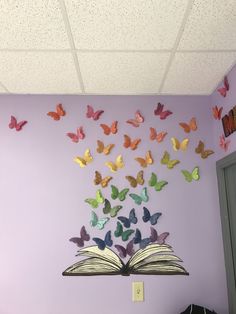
[148,172,168,191]
[84,189,104,209]
[114,221,135,241]
[129,187,149,205]
[90,211,110,230]
[181,166,200,182]
[103,199,122,217]
[111,185,129,201]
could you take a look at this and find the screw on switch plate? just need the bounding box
[132,281,144,302]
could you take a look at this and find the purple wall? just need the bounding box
[0,92,230,314]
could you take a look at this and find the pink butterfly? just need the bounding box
[86,105,104,121]
[154,102,172,120]
[149,227,169,245]
[217,76,229,98]
[69,226,90,247]
[67,127,85,143]
[126,110,144,127]
[9,116,27,131]
[219,134,230,152]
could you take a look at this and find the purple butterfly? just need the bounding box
[149,227,169,245]
[115,240,135,259]
[133,228,151,249]
[69,226,90,247]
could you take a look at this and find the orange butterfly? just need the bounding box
[149,128,167,143]
[179,117,197,133]
[123,135,141,150]
[47,104,66,121]
[212,106,223,120]
[126,110,144,127]
[100,121,118,135]
[135,150,153,168]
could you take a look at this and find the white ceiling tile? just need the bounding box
[0,84,8,93]
[0,0,69,49]
[162,52,236,94]
[65,0,188,50]
[78,52,170,93]
[178,0,236,50]
[0,52,81,94]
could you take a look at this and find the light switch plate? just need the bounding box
[132,281,144,302]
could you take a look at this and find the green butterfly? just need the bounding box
[103,199,122,217]
[161,151,180,169]
[148,172,168,191]
[84,189,104,209]
[129,187,149,205]
[181,166,200,182]
[114,221,135,241]
[111,185,129,201]
[90,211,110,230]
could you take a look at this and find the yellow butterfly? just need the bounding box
[105,155,124,172]
[135,150,153,168]
[161,151,180,169]
[96,140,115,155]
[94,171,113,188]
[125,170,144,188]
[73,149,93,168]
[171,137,189,151]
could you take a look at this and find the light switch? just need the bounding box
[132,281,144,302]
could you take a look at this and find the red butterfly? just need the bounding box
[9,116,27,131]
[154,102,172,120]
[126,110,144,127]
[67,127,85,143]
[47,103,66,121]
[219,134,230,152]
[217,76,229,97]
[86,105,104,121]
[212,105,223,120]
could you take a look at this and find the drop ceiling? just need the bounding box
[0,0,236,95]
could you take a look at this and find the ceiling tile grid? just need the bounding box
[0,0,235,95]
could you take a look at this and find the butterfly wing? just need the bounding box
[129,208,138,225]
[140,187,149,202]
[179,122,190,133]
[103,144,114,155]
[85,198,98,209]
[105,161,117,172]
[192,166,200,181]
[139,238,151,249]
[167,159,180,169]
[136,170,144,185]
[133,229,142,244]
[92,237,106,250]
[77,127,85,140]
[160,110,172,120]
[161,151,170,165]
[130,138,141,150]
[96,217,110,230]
[224,76,229,91]
[90,211,98,227]
[69,237,84,247]
[201,150,214,159]
[212,106,223,120]
[94,171,102,185]
[9,116,17,129]
[217,87,227,97]
[150,127,157,140]
[171,137,180,151]
[155,180,168,191]
[190,117,197,131]
[125,175,137,188]
[93,110,104,121]
[114,221,123,237]
[149,227,157,242]
[126,119,139,127]
[96,189,104,204]
[47,111,60,120]
[122,229,135,241]
[156,232,169,245]
[150,212,162,225]
[101,176,112,188]
[56,104,65,117]
[180,138,189,151]
[84,149,93,164]
[195,140,204,155]
[118,216,131,228]
[154,103,164,115]
[123,134,131,148]
[104,231,113,247]
[86,105,94,119]
[73,156,86,167]
[142,207,151,223]
[115,155,124,169]
[146,150,153,165]
[181,170,193,182]
[135,110,144,123]
[148,172,157,187]
[115,244,127,258]
[103,199,111,214]
[100,124,111,135]
[118,188,129,201]
[67,132,79,143]
[156,131,167,143]
[96,140,104,153]
[126,240,135,256]
[135,157,147,168]
[110,205,122,217]
[129,193,142,205]
[80,226,90,241]
[15,120,27,131]
[111,185,119,200]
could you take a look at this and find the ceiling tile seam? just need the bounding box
[158,0,195,93]
[0,81,10,93]
[58,0,85,93]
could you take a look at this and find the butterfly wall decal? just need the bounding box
[67,127,85,143]
[212,106,223,120]
[47,103,65,120]
[85,189,104,209]
[171,137,189,151]
[179,117,197,133]
[93,171,112,188]
[181,166,200,183]
[90,211,110,230]
[111,185,129,202]
[195,141,214,159]
[73,149,93,167]
[133,228,151,249]
[8,115,27,131]
[114,240,134,259]
[114,222,135,241]
[148,172,168,191]
[86,105,104,121]
[93,230,113,250]
[103,199,122,217]
[96,140,114,155]
[154,102,173,120]
[219,134,230,152]
[129,187,149,205]
[105,155,124,172]
[149,227,169,245]
[100,121,118,135]
[126,110,144,127]
[117,208,138,228]
[149,128,167,143]
[142,207,162,225]
[123,135,141,150]
[125,170,144,188]
[69,226,90,247]
[161,151,180,169]
[135,150,153,168]
[217,76,229,97]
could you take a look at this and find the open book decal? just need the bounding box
[62,243,189,276]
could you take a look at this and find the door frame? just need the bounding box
[216,151,236,314]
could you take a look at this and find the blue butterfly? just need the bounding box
[92,230,113,250]
[129,187,149,205]
[133,228,151,249]
[117,208,138,228]
[142,207,162,225]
